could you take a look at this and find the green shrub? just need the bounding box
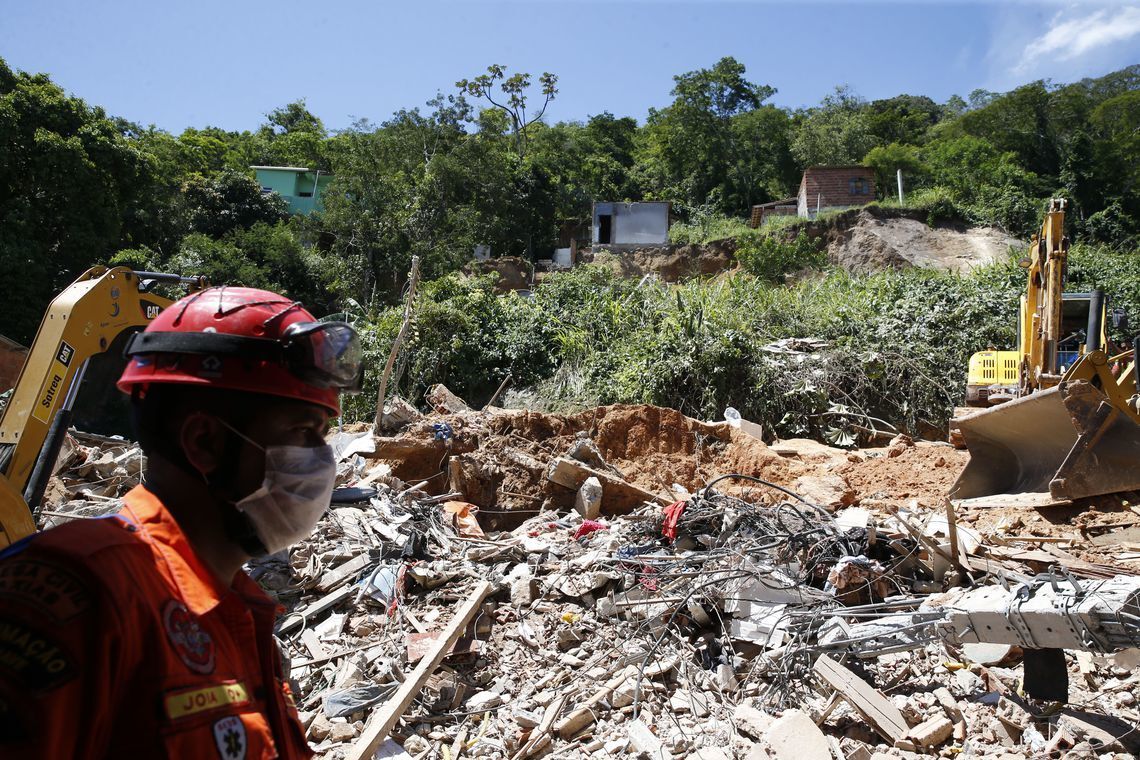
[668,210,753,244]
[343,245,1137,445]
[736,230,826,282]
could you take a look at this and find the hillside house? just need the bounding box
[797,166,875,218]
[252,166,333,215]
[591,202,671,247]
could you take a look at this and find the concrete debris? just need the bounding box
[39,397,1140,759]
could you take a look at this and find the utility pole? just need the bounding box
[897,169,905,205]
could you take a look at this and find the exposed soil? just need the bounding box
[365,398,1140,570]
[576,240,737,282]
[837,442,969,506]
[465,256,533,292]
[823,211,1021,274]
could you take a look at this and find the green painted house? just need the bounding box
[252,166,333,214]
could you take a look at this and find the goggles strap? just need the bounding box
[125,331,282,360]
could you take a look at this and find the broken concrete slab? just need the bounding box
[762,709,832,760]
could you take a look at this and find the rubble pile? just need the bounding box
[39,393,1140,759]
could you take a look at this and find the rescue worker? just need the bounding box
[0,286,362,758]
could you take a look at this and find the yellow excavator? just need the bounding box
[0,266,204,548]
[952,198,1140,506]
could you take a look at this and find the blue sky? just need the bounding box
[1,1,1138,133]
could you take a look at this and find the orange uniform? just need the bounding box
[0,486,313,759]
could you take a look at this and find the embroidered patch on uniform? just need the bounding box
[164,681,250,721]
[212,715,247,760]
[0,558,90,622]
[0,620,75,691]
[163,600,215,674]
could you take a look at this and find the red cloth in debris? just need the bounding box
[661,500,687,541]
[573,520,606,539]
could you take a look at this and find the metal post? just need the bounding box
[897,169,904,205]
[23,359,88,517]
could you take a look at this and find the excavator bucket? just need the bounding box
[951,381,1140,504]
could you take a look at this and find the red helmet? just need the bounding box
[117,287,361,416]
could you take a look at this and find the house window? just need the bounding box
[849,178,868,195]
[298,191,314,198]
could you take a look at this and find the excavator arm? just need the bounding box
[0,266,204,548]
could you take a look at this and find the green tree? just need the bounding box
[527,113,641,225]
[638,57,781,213]
[457,65,557,159]
[862,143,925,200]
[181,169,288,237]
[256,99,329,170]
[791,85,880,167]
[0,57,153,342]
[863,94,943,145]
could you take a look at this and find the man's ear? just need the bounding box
[179,412,230,480]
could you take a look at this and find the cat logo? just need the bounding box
[142,300,163,320]
[33,342,75,424]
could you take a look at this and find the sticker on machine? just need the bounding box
[31,341,75,424]
[162,600,215,674]
[212,715,247,760]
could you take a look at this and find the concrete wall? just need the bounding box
[592,202,670,245]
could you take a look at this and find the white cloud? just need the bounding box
[1016,5,1140,73]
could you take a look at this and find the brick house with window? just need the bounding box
[797,166,875,218]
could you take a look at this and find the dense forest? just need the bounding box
[2,56,1139,437]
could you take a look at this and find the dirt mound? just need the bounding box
[368,403,814,527]
[367,398,987,532]
[822,210,1021,274]
[465,256,532,292]
[577,240,736,282]
[837,442,968,505]
[489,405,807,508]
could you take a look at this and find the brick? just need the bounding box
[907,715,953,748]
[933,686,963,721]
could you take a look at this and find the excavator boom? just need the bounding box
[0,266,203,548]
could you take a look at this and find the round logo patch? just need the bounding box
[213,715,247,759]
[163,600,215,674]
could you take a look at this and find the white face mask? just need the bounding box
[219,421,337,554]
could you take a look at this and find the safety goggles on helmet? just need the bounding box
[125,320,364,392]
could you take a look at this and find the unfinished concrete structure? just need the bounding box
[591,202,671,247]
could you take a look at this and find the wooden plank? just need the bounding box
[546,457,667,511]
[813,654,908,744]
[276,586,356,635]
[300,629,329,659]
[345,581,493,760]
[316,553,375,593]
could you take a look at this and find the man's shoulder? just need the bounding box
[1,514,145,562]
[0,515,153,627]
[0,515,154,601]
